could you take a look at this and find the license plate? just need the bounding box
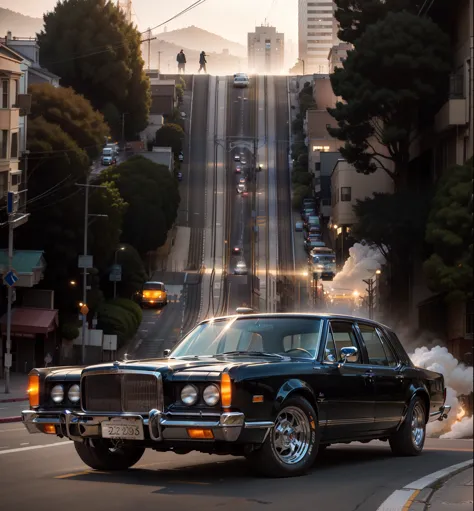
[101,418,144,440]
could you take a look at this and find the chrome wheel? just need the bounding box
[411,402,425,448]
[271,406,311,465]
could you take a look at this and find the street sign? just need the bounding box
[78,255,93,269]
[109,264,122,282]
[4,270,19,287]
[4,353,12,368]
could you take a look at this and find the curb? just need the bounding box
[0,416,22,424]
[0,397,28,403]
[377,459,474,511]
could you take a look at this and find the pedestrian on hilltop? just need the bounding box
[198,51,207,74]
[177,49,186,74]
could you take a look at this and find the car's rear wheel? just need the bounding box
[74,440,145,470]
[389,396,426,456]
[246,395,319,477]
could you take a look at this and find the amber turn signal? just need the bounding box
[221,373,232,408]
[27,374,39,407]
[187,428,214,439]
[43,424,56,434]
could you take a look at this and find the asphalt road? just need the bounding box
[1,421,471,510]
[225,79,255,313]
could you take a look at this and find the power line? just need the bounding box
[41,0,208,66]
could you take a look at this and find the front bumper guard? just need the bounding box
[21,409,273,443]
[429,404,452,423]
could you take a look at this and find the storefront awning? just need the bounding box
[0,308,58,335]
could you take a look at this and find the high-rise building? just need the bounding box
[298,0,339,74]
[248,25,284,75]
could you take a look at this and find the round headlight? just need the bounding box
[51,385,64,403]
[181,384,198,406]
[68,384,80,403]
[203,384,220,406]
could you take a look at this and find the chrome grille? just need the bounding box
[82,372,163,413]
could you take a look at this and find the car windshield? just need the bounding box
[170,316,323,359]
[143,282,165,291]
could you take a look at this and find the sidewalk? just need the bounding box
[0,372,28,403]
[408,465,473,511]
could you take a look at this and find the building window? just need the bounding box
[13,80,19,106]
[11,132,18,159]
[341,187,351,201]
[313,145,330,152]
[0,130,8,159]
[315,162,321,171]
[11,171,22,187]
[1,79,8,108]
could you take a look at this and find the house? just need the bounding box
[408,0,473,357]
[146,72,177,117]
[329,159,393,266]
[328,43,352,74]
[0,43,23,201]
[142,146,174,172]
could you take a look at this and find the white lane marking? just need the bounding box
[0,441,71,455]
[376,459,474,511]
[20,442,29,446]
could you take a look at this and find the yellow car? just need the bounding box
[140,281,168,307]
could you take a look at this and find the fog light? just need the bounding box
[43,424,56,434]
[187,428,214,439]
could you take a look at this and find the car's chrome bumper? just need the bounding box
[22,409,273,443]
[429,404,452,422]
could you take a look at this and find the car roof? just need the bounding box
[199,312,392,330]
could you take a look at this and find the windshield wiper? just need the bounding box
[218,351,286,360]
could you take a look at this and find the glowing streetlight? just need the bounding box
[352,290,359,297]
[70,280,76,286]
[375,269,381,275]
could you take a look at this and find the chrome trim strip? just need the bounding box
[429,404,451,423]
[161,419,220,428]
[244,421,274,429]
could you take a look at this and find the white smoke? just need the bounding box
[332,242,386,294]
[410,346,473,439]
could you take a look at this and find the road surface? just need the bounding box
[0,421,471,511]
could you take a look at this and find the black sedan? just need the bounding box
[21,313,451,478]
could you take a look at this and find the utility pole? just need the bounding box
[75,176,108,364]
[157,51,163,77]
[140,30,156,71]
[121,113,128,148]
[2,192,29,393]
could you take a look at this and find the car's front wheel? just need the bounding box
[74,440,145,470]
[389,396,427,456]
[246,395,319,477]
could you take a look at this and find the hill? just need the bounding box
[146,40,244,75]
[0,8,43,37]
[152,26,246,58]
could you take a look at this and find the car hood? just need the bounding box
[81,356,287,382]
[41,366,86,382]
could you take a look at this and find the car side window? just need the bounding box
[358,324,393,367]
[375,328,398,367]
[328,321,360,363]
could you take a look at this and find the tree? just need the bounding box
[29,83,109,161]
[101,156,180,255]
[155,123,185,156]
[334,0,422,44]
[352,190,430,317]
[298,153,309,169]
[103,243,147,299]
[38,0,150,138]
[97,298,142,349]
[328,12,451,189]
[292,116,304,134]
[423,160,473,302]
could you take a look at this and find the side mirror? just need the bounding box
[339,346,358,364]
[163,349,171,358]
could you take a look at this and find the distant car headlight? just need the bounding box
[51,385,64,403]
[181,384,198,405]
[68,384,80,403]
[203,384,220,406]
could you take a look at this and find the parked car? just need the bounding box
[232,246,241,255]
[235,166,242,173]
[301,208,316,220]
[304,239,325,252]
[233,74,249,88]
[234,154,241,162]
[21,313,451,478]
[233,260,248,275]
[304,232,322,242]
[295,221,304,232]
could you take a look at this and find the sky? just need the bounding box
[2,0,299,45]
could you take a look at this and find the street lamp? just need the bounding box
[113,246,126,299]
[363,269,382,319]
